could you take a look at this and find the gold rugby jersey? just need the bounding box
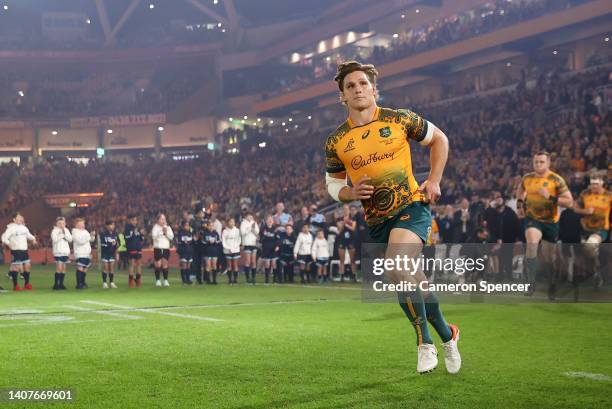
[325,106,434,226]
[521,171,569,223]
[578,189,612,231]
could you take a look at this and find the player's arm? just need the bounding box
[326,171,374,202]
[418,125,449,203]
[573,193,592,215]
[542,179,573,208]
[516,178,526,201]
[556,190,573,209]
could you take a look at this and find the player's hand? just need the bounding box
[586,207,595,215]
[538,188,550,199]
[418,179,441,204]
[350,175,374,200]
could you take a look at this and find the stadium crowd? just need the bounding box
[0,64,209,118]
[256,0,585,96]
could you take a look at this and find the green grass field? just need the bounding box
[1,266,611,409]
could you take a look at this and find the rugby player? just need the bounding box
[324,61,460,374]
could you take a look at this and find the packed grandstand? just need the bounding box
[0,0,610,280]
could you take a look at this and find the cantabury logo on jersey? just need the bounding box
[350,152,396,170]
[343,138,356,153]
[379,126,391,138]
[361,130,370,139]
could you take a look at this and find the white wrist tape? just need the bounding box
[326,173,348,202]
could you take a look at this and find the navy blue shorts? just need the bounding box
[154,248,170,261]
[54,255,69,263]
[315,258,329,267]
[76,257,91,268]
[101,253,116,263]
[225,252,240,260]
[243,245,257,254]
[297,255,311,264]
[127,250,142,260]
[11,250,30,265]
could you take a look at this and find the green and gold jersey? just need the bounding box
[325,106,434,227]
[578,189,612,231]
[521,171,569,224]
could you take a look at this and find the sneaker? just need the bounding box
[155,280,162,287]
[24,283,33,290]
[13,284,23,292]
[110,282,118,289]
[102,282,109,289]
[417,343,438,374]
[442,324,462,375]
[128,278,135,288]
[163,279,170,287]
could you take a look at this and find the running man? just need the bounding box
[516,151,573,296]
[324,61,460,374]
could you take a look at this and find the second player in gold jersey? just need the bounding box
[521,170,569,224]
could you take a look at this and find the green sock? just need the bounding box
[525,257,538,284]
[424,292,452,343]
[398,291,433,345]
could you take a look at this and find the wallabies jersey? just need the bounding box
[521,171,569,223]
[325,106,434,226]
[578,189,612,231]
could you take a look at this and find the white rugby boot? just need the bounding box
[163,279,170,287]
[417,343,438,374]
[442,324,462,374]
[155,280,162,287]
[102,282,108,289]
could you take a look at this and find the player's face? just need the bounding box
[342,71,377,111]
[76,221,85,229]
[228,219,235,228]
[56,219,66,229]
[590,181,603,193]
[130,217,138,225]
[108,223,115,231]
[533,155,550,174]
[158,215,166,225]
[266,216,273,227]
[276,203,284,213]
[14,215,24,225]
[285,226,293,235]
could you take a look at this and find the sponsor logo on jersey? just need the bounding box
[343,138,356,153]
[350,151,395,170]
[379,126,392,138]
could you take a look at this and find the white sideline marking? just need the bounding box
[562,372,612,381]
[0,317,132,328]
[0,309,45,315]
[63,305,142,320]
[80,300,223,322]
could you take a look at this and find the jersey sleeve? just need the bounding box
[398,109,434,146]
[554,175,569,195]
[325,134,345,174]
